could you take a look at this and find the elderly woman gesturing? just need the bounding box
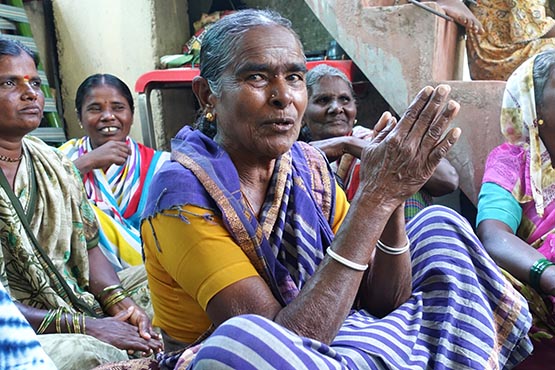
[137,9,532,370]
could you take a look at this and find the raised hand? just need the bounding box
[358,84,461,207]
[73,140,130,174]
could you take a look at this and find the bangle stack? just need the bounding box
[37,307,60,334]
[326,247,368,271]
[529,257,554,293]
[37,307,86,334]
[100,287,129,312]
[376,238,410,255]
[97,284,123,301]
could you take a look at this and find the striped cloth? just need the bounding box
[60,136,169,270]
[190,206,533,370]
[0,281,56,370]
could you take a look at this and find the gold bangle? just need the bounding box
[65,312,72,333]
[55,308,65,333]
[81,314,86,335]
[102,290,129,311]
[98,284,124,301]
[73,313,81,334]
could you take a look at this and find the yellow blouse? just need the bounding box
[142,183,349,344]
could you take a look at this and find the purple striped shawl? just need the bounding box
[143,126,337,305]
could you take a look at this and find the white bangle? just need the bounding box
[326,247,368,271]
[376,239,410,255]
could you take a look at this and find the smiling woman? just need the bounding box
[59,74,170,271]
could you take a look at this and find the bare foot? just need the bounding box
[433,0,484,34]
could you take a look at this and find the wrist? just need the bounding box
[352,189,400,216]
[530,258,555,294]
[101,288,131,315]
[540,263,555,296]
[105,296,141,317]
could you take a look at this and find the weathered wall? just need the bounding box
[304,0,504,204]
[244,0,332,53]
[52,0,189,142]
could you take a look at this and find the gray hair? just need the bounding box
[305,63,353,98]
[200,8,302,97]
[195,9,304,137]
[534,49,555,110]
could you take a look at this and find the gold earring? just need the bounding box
[205,112,215,122]
[538,118,544,126]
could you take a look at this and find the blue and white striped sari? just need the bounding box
[191,207,532,369]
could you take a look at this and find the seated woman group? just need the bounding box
[60,73,170,271]
[0,38,162,369]
[299,63,459,222]
[91,9,534,370]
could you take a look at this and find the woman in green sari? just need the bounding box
[0,38,162,369]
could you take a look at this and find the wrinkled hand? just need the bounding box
[86,309,163,355]
[76,141,130,173]
[358,84,460,206]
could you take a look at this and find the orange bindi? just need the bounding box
[23,75,29,83]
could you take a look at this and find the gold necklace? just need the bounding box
[0,152,22,163]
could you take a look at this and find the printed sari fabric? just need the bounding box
[142,127,531,370]
[466,0,555,80]
[335,125,433,222]
[0,136,101,315]
[60,136,169,271]
[482,53,555,339]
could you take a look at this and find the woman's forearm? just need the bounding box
[88,247,120,295]
[423,158,459,197]
[478,220,553,288]
[274,191,398,343]
[358,203,412,316]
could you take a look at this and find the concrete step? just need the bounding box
[304,0,505,204]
